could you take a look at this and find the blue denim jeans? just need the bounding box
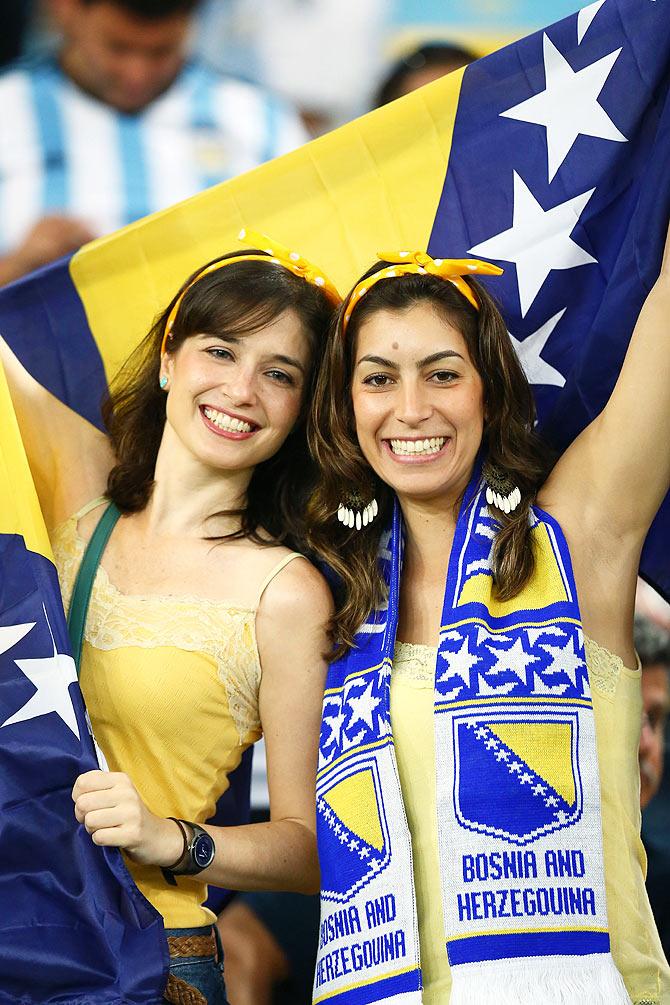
[164,926,228,1005]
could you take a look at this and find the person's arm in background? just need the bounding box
[0,216,95,287]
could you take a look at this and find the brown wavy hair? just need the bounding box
[307,264,553,652]
[103,251,334,547]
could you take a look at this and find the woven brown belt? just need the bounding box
[163,931,218,1005]
[166,932,217,959]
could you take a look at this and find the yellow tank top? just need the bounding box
[390,639,670,1005]
[51,500,301,928]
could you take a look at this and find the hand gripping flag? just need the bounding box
[0,363,168,1002]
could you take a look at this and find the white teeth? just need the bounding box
[204,407,253,433]
[389,437,446,456]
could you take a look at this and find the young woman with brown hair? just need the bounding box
[306,237,670,1005]
[0,237,337,1004]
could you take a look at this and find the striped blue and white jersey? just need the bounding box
[0,56,308,253]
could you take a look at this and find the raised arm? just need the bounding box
[0,335,114,530]
[539,220,670,657]
[541,220,670,551]
[72,558,333,894]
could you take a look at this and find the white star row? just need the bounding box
[469,13,627,383]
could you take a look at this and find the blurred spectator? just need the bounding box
[374,41,476,108]
[215,739,319,1005]
[196,0,386,133]
[636,613,670,962]
[637,615,670,810]
[217,891,319,1005]
[1,1,35,68]
[0,0,307,285]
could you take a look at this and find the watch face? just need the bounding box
[192,832,215,869]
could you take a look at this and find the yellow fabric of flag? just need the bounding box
[69,69,465,383]
[0,360,52,560]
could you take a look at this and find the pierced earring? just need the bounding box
[159,376,168,389]
[337,490,378,531]
[483,462,521,514]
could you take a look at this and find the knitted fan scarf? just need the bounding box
[314,470,631,1005]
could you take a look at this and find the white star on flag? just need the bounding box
[0,609,80,739]
[509,309,567,387]
[501,34,625,181]
[577,0,607,44]
[470,172,597,316]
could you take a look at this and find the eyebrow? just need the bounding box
[357,350,465,369]
[270,353,306,374]
[197,334,305,374]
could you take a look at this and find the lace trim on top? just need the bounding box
[584,635,639,697]
[52,513,262,743]
[393,641,437,683]
[393,638,637,696]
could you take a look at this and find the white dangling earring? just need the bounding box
[336,492,378,531]
[483,463,521,514]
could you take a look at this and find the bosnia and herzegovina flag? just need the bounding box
[0,0,668,994]
[1,0,667,586]
[0,362,169,1002]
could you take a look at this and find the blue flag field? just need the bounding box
[0,0,668,996]
[0,362,168,1001]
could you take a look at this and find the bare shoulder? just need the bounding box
[258,553,334,626]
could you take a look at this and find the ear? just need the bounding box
[159,353,174,387]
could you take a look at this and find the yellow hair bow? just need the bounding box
[161,228,341,354]
[342,250,504,332]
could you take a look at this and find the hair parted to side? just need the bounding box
[307,263,554,654]
[103,252,333,547]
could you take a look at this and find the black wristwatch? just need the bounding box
[161,818,216,886]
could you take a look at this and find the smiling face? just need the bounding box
[160,310,310,476]
[351,302,485,507]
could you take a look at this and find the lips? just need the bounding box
[201,405,259,435]
[388,436,447,457]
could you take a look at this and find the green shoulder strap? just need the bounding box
[66,501,121,677]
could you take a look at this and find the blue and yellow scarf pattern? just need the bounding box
[315,472,631,1005]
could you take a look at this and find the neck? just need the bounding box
[399,496,459,583]
[140,426,253,539]
[397,472,472,580]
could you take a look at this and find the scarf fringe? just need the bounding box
[449,953,632,1005]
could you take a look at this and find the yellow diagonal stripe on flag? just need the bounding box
[0,361,52,560]
[69,68,465,384]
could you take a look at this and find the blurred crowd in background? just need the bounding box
[1,2,669,1003]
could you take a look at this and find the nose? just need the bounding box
[222,366,257,407]
[395,378,432,427]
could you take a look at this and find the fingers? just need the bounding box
[72,771,142,842]
[72,769,123,800]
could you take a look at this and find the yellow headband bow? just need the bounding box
[161,228,341,354]
[341,250,504,333]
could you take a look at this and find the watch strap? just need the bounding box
[161,819,214,885]
[161,818,191,886]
